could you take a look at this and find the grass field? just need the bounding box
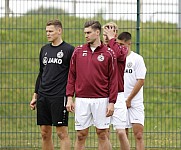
[0,11,181,149]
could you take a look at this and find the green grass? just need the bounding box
[0,12,181,149]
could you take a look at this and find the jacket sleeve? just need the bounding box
[108,38,128,62]
[108,49,118,103]
[66,48,77,97]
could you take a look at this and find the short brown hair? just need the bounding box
[46,19,62,29]
[84,20,101,32]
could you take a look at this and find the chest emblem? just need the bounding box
[97,53,104,62]
[57,50,64,58]
[127,62,132,68]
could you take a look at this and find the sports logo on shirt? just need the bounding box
[125,62,133,73]
[127,62,132,68]
[57,50,64,58]
[97,53,104,62]
[82,50,87,56]
[42,51,63,65]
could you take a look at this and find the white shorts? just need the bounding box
[111,92,127,130]
[75,97,110,130]
[126,104,145,128]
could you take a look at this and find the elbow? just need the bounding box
[137,79,145,86]
[141,79,145,86]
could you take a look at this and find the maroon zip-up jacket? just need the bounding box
[66,42,118,103]
[108,38,128,92]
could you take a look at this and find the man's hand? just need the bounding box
[30,98,37,110]
[106,103,114,117]
[104,25,117,40]
[126,99,131,108]
[66,96,75,113]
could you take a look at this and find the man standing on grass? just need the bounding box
[103,22,130,150]
[30,19,74,150]
[66,20,118,150]
[117,32,147,150]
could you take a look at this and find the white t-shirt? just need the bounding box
[124,51,147,106]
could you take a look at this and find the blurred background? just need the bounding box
[0,0,181,149]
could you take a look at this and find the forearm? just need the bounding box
[108,56,118,104]
[108,39,128,61]
[32,93,38,100]
[127,79,144,102]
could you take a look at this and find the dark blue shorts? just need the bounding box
[37,95,69,126]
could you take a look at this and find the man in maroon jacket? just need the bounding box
[103,22,130,150]
[66,20,118,150]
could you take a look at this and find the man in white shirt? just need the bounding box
[117,32,147,150]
